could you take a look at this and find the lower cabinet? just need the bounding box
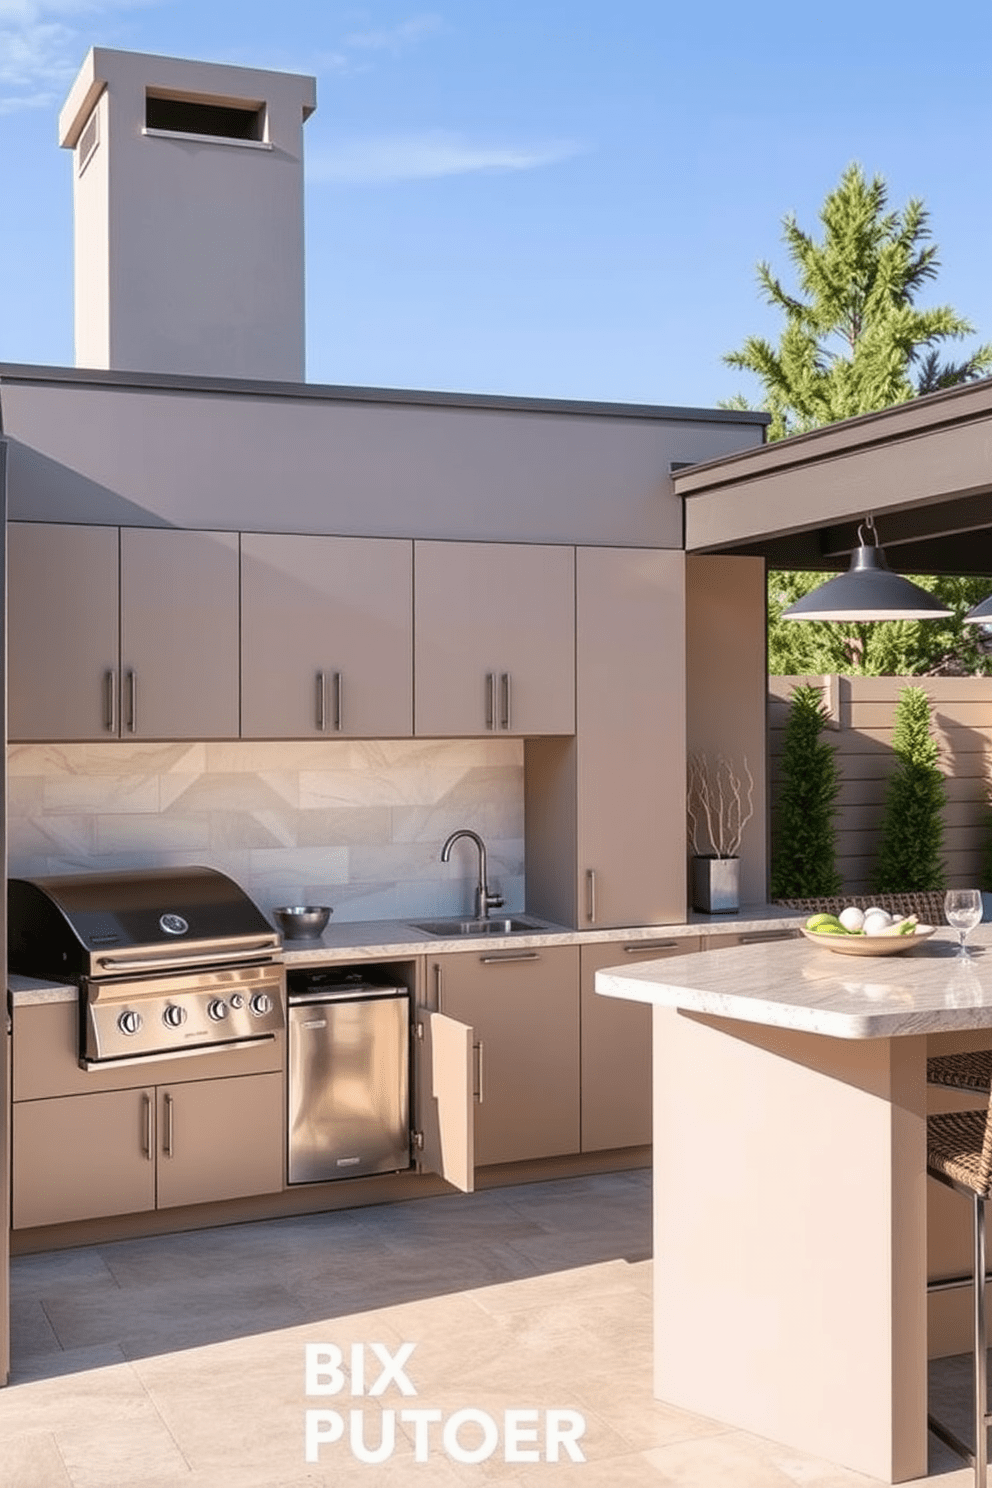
[580,937,700,1152]
[12,1072,284,1230]
[427,945,580,1168]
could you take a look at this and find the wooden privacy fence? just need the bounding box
[768,676,992,893]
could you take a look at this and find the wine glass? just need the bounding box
[944,889,984,957]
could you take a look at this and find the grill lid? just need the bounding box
[9,866,278,981]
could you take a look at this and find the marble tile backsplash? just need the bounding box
[7,739,526,923]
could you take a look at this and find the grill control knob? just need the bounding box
[229,993,245,1011]
[250,992,274,1017]
[207,999,229,1022]
[118,1009,142,1036]
[162,1004,187,1029]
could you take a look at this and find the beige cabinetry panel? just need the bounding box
[240,533,413,738]
[156,1072,284,1209]
[526,547,686,929]
[428,945,580,1166]
[414,541,575,737]
[580,937,700,1152]
[12,1073,284,1229]
[13,1087,156,1228]
[8,523,240,741]
[121,528,240,739]
[8,522,120,741]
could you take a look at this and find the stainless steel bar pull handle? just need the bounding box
[623,940,678,954]
[480,951,540,965]
[142,1092,153,1160]
[126,670,137,733]
[105,670,117,733]
[316,671,326,732]
[586,868,597,924]
[434,961,443,1012]
[500,672,511,731]
[485,672,496,731]
[333,671,343,732]
[474,1040,485,1104]
[162,1093,174,1158]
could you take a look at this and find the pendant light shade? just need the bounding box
[963,593,992,625]
[781,517,953,622]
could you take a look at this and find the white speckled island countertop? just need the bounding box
[596,918,992,1484]
[596,922,992,1037]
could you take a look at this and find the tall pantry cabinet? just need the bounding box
[525,547,686,929]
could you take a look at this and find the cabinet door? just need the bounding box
[414,1006,475,1194]
[12,1088,155,1228]
[415,541,574,736]
[241,533,413,738]
[8,523,120,740]
[429,946,579,1166]
[580,937,699,1153]
[155,1072,284,1209]
[121,528,240,739]
[576,547,686,928]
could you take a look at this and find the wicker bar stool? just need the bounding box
[930,1053,992,1095]
[928,1102,992,1483]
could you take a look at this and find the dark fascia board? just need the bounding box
[671,375,992,494]
[0,361,771,429]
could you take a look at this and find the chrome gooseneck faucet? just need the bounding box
[440,829,504,921]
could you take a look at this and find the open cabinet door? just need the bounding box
[414,1006,475,1194]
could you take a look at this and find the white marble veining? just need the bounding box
[597,924,992,1037]
[7,738,525,921]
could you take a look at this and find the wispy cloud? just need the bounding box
[342,13,442,55]
[0,0,151,113]
[309,130,583,185]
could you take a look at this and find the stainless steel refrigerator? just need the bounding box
[287,971,410,1184]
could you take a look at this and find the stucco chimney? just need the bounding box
[59,48,316,381]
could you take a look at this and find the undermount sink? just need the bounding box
[411,916,541,938]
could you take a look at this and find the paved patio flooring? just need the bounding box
[0,1168,979,1486]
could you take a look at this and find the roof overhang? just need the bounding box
[673,377,992,575]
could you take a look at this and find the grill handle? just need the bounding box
[95,939,280,973]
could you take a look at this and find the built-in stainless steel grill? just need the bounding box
[9,867,284,1068]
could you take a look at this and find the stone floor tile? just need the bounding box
[0,1431,73,1488]
[8,1299,62,1361]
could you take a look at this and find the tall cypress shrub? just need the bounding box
[771,684,842,898]
[872,685,946,892]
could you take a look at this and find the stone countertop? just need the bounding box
[596,924,992,1038]
[8,904,806,1006]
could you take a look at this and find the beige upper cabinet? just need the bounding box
[240,533,413,738]
[8,522,121,741]
[414,541,575,737]
[120,528,240,739]
[526,547,687,929]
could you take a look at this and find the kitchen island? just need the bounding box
[596,926,992,1485]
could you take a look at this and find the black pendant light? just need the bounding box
[781,516,953,622]
[963,593,992,625]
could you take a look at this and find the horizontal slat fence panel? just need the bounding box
[769,675,992,893]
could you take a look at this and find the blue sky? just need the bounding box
[2,1,991,410]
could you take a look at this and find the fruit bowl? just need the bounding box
[800,925,936,957]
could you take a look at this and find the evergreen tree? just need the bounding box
[725,163,992,441]
[872,686,946,892]
[770,685,842,898]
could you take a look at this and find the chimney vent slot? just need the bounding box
[77,108,100,175]
[145,92,264,141]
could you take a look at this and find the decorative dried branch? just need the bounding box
[687,752,755,858]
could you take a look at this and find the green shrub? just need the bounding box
[771,684,842,898]
[872,685,946,892]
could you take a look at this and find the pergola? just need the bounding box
[673,375,992,577]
